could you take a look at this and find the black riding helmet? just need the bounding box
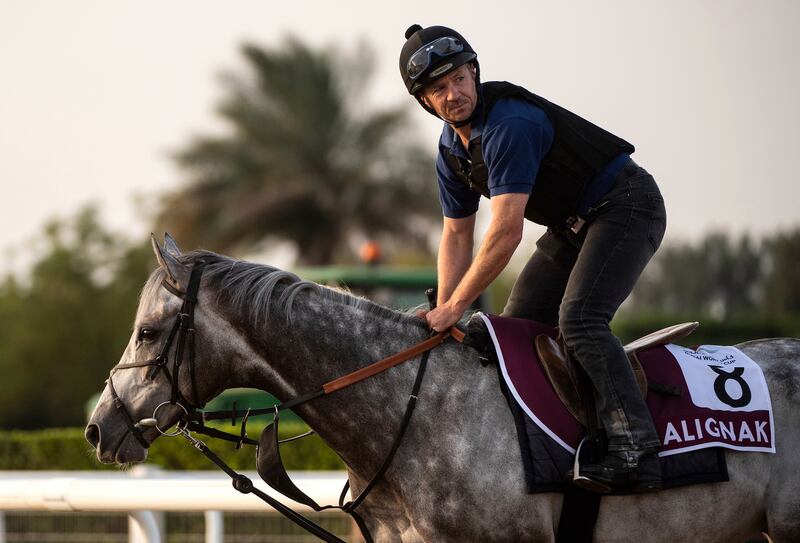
[399,24,481,126]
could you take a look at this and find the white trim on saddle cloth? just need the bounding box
[480,313,577,454]
[481,313,776,458]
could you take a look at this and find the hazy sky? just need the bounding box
[1,0,798,271]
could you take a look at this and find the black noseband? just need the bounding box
[106,260,207,448]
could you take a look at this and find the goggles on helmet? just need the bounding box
[406,36,464,80]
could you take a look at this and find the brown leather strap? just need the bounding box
[322,327,462,395]
[534,334,587,425]
[626,351,650,399]
[449,326,466,343]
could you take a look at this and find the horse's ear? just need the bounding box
[163,232,182,258]
[151,233,188,287]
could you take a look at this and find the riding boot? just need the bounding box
[574,447,662,494]
[559,327,663,494]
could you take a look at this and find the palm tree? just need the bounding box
[156,37,439,265]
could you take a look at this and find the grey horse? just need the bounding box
[85,236,800,542]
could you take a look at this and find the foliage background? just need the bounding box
[0,37,798,469]
[0,422,343,471]
[1,207,797,434]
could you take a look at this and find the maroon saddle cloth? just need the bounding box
[476,314,738,494]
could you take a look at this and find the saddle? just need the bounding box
[535,322,699,425]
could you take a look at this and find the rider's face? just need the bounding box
[420,64,478,124]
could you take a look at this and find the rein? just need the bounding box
[107,260,464,543]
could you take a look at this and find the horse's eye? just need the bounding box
[138,327,159,343]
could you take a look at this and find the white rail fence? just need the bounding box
[0,468,353,543]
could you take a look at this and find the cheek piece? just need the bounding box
[106,260,207,448]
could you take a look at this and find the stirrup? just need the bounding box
[570,438,612,494]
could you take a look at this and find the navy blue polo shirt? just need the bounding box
[435,97,629,219]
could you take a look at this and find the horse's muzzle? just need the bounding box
[85,422,148,464]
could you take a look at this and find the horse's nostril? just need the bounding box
[85,424,100,448]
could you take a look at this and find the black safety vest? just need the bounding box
[442,81,635,227]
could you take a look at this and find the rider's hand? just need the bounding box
[414,308,429,320]
[425,301,465,332]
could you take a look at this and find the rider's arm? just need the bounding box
[443,104,551,307]
[427,193,527,331]
[433,144,480,307]
[445,193,527,312]
[437,214,476,306]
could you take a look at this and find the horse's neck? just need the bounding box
[226,288,428,472]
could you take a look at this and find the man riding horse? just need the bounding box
[400,24,668,493]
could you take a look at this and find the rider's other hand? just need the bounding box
[415,308,429,320]
[425,302,464,332]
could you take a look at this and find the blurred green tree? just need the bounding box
[0,206,151,429]
[627,231,763,318]
[762,228,800,315]
[156,38,439,265]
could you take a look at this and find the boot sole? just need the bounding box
[571,474,613,494]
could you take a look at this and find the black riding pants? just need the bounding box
[502,159,666,452]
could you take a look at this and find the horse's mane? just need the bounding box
[145,250,425,329]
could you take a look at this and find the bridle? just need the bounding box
[104,259,464,543]
[107,259,207,448]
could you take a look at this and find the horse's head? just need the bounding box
[85,234,253,464]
